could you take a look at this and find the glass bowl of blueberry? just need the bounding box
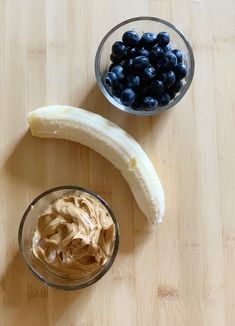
[95,16,195,115]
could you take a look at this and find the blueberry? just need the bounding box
[170,79,183,93]
[110,54,122,64]
[122,30,141,47]
[122,58,133,72]
[127,47,138,58]
[158,92,171,106]
[161,70,176,88]
[156,32,170,47]
[112,41,127,59]
[132,56,149,71]
[108,63,116,71]
[172,49,183,63]
[111,65,124,80]
[149,79,165,96]
[121,88,136,106]
[174,63,187,79]
[137,48,150,57]
[112,83,124,97]
[128,75,141,90]
[132,98,142,110]
[105,72,118,87]
[140,32,157,49]
[168,89,175,100]
[137,86,149,98]
[163,44,172,52]
[142,96,158,110]
[121,76,130,88]
[142,66,156,81]
[157,52,177,71]
[150,46,164,64]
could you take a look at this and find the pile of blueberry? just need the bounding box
[104,30,187,111]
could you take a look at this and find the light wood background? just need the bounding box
[0,1,235,325]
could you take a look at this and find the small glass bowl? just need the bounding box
[95,16,195,116]
[18,186,119,291]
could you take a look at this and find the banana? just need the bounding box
[28,105,165,224]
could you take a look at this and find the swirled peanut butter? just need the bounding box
[32,193,116,278]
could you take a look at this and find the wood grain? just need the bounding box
[0,0,235,325]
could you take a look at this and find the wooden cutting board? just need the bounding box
[0,1,234,325]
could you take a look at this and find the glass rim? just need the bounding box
[94,16,195,116]
[18,185,120,291]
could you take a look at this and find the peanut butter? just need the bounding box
[32,193,116,278]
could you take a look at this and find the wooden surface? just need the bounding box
[0,1,235,325]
